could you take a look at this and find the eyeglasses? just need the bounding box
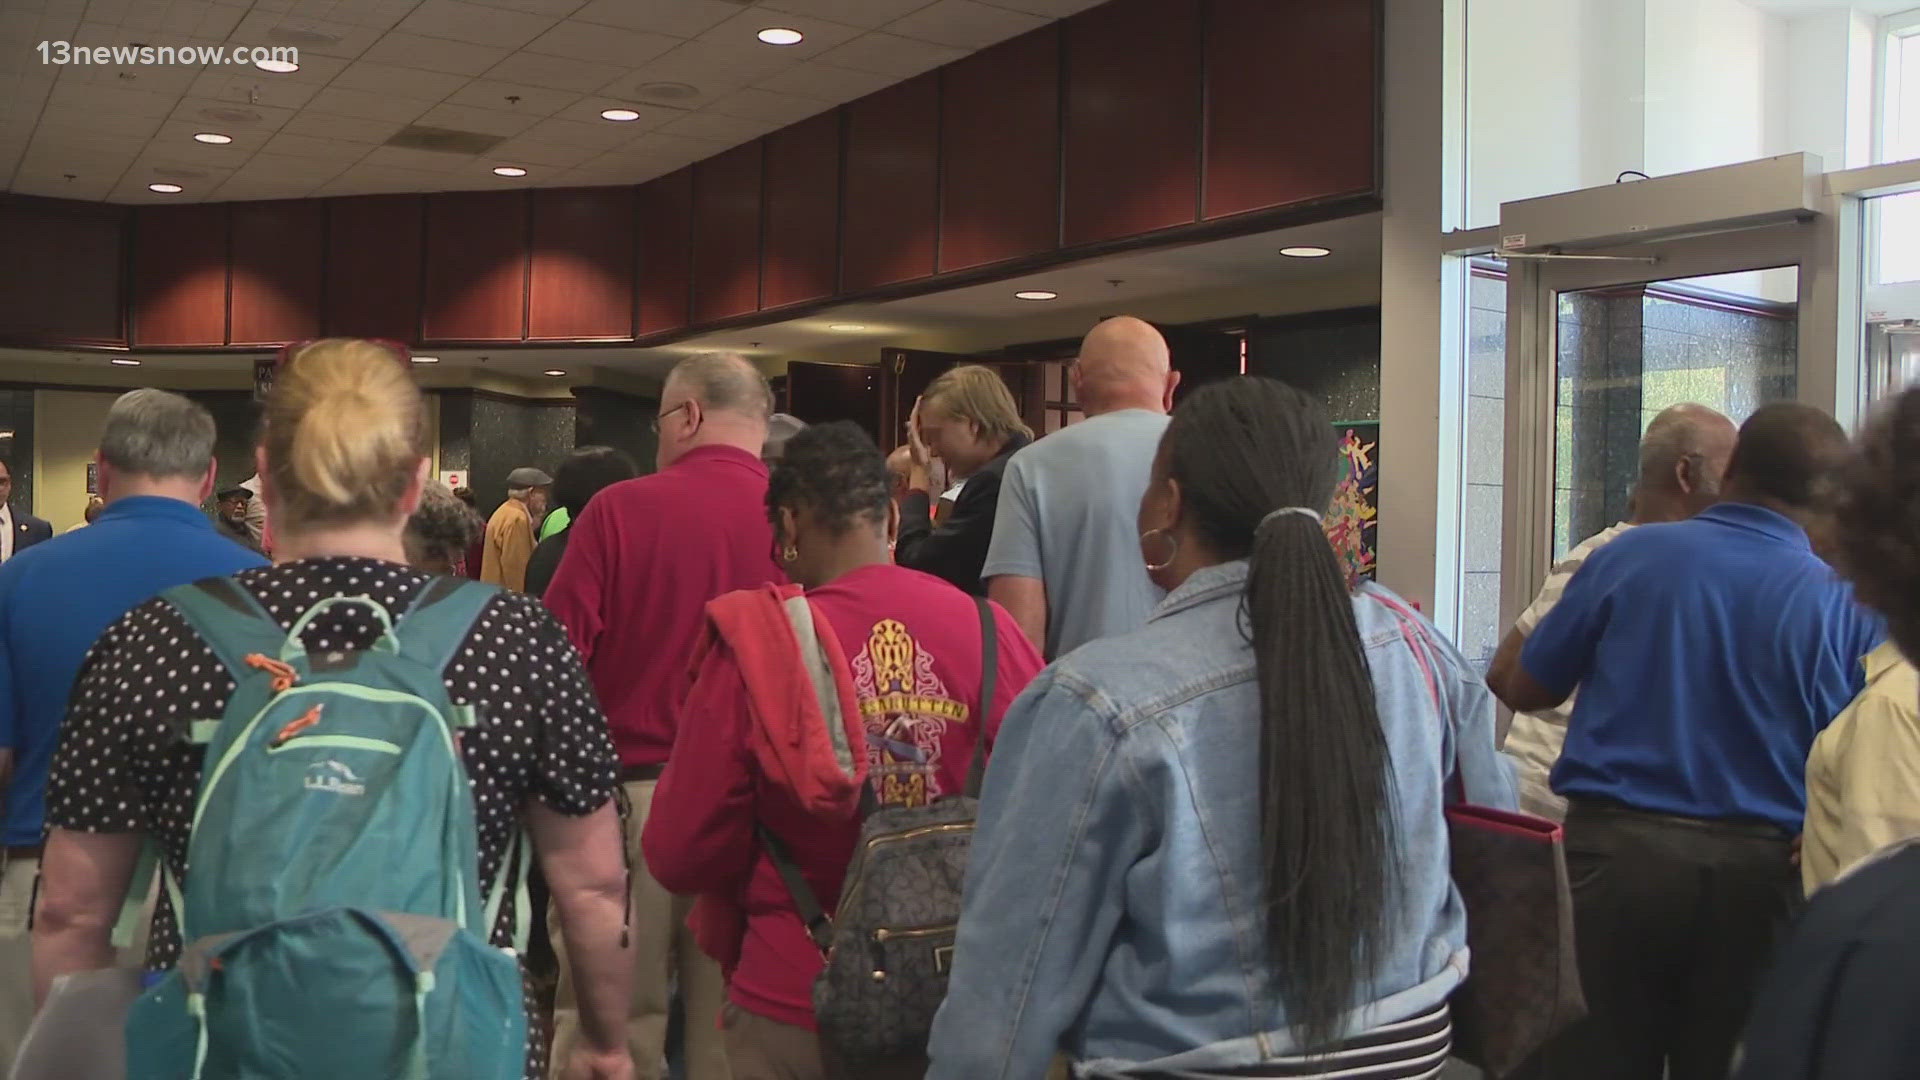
[652,400,691,434]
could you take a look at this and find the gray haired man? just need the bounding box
[0,389,266,1062]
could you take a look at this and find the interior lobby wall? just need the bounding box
[0,390,34,515]
[32,390,112,532]
[1246,306,1382,423]
[439,390,576,518]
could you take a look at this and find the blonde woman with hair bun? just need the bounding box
[33,339,636,1080]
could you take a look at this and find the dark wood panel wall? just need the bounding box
[0,0,1376,352]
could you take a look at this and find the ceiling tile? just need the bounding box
[596,131,728,162]
[316,164,451,195]
[230,10,384,58]
[979,0,1100,12]
[0,6,82,43]
[707,86,834,124]
[189,68,327,108]
[306,85,437,122]
[359,144,483,173]
[261,129,375,160]
[571,0,739,37]
[753,61,894,102]
[814,31,960,76]
[219,50,351,84]
[279,110,403,142]
[484,50,626,92]
[444,78,579,116]
[328,60,469,101]
[46,79,180,117]
[462,0,588,15]
[629,39,801,85]
[277,0,411,30]
[657,111,776,144]
[520,116,653,150]
[524,20,680,67]
[230,152,351,180]
[758,0,935,30]
[486,137,601,167]
[169,94,300,131]
[150,117,266,157]
[559,163,661,186]
[883,0,1044,48]
[36,104,165,140]
[11,173,116,200]
[551,96,679,127]
[414,102,542,137]
[358,31,510,75]
[395,0,556,48]
[695,7,865,59]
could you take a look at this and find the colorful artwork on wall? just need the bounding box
[1327,421,1379,586]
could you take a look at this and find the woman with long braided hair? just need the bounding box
[929,377,1516,1079]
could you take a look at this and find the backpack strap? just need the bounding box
[760,825,832,955]
[481,825,534,951]
[962,596,998,800]
[163,578,288,682]
[391,577,501,681]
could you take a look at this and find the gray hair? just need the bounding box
[99,389,216,480]
[406,480,481,566]
[666,353,774,420]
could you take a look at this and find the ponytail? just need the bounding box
[1166,378,1391,1054]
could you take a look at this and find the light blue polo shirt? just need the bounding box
[1522,502,1883,833]
[0,496,266,846]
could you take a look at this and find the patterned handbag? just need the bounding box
[1374,592,1587,1078]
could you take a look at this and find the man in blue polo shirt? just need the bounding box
[1500,401,1883,1080]
[0,389,264,1061]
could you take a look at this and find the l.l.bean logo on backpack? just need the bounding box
[303,759,367,797]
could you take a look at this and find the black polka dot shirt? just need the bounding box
[46,555,619,974]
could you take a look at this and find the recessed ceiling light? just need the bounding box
[1280,246,1332,258]
[493,165,527,177]
[600,107,642,122]
[111,358,141,366]
[828,323,867,332]
[543,369,568,377]
[758,27,805,45]
[1014,290,1058,301]
[411,355,440,365]
[255,58,298,74]
[147,183,183,194]
[192,132,232,144]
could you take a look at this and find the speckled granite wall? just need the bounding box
[448,390,575,517]
[572,387,657,478]
[1245,306,1382,423]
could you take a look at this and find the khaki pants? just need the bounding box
[722,1003,829,1080]
[549,779,730,1080]
[0,854,40,1073]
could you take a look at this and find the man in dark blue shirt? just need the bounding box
[0,389,264,1062]
[1500,401,1883,1080]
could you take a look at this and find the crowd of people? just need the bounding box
[0,323,1910,1080]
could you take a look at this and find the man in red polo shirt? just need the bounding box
[545,352,785,1080]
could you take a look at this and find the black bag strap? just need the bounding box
[963,595,996,799]
[761,826,833,955]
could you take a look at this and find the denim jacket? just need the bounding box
[926,561,1518,1079]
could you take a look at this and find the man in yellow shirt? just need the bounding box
[481,466,549,592]
[1802,639,1920,893]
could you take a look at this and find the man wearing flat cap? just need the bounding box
[213,485,261,554]
[481,465,551,592]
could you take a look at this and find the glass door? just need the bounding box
[1500,218,1831,625]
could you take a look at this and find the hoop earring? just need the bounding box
[782,544,800,564]
[1140,528,1179,572]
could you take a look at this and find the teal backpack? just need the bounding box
[123,576,531,1080]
